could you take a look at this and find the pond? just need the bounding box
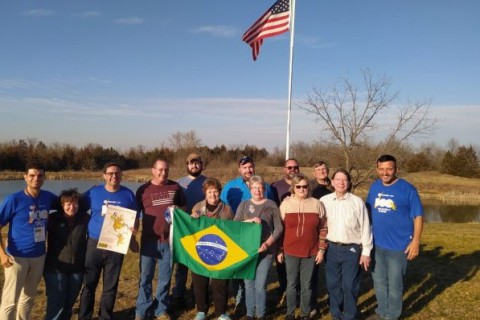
[1,180,479,223]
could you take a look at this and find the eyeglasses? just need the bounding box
[105,172,121,177]
[239,156,254,166]
[286,166,299,170]
[295,184,308,189]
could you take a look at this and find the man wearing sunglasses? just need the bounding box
[270,158,300,307]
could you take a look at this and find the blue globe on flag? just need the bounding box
[196,234,228,265]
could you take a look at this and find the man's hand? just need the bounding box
[1,252,13,269]
[405,240,420,260]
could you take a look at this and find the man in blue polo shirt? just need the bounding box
[366,155,423,320]
[0,162,57,319]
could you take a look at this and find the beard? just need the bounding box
[188,168,202,177]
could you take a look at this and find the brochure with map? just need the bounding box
[97,205,136,255]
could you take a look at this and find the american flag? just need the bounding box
[242,0,290,61]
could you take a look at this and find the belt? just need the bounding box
[328,240,359,247]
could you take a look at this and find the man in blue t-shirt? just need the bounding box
[366,155,423,320]
[78,162,139,320]
[0,162,57,319]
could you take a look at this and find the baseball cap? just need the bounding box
[187,153,202,163]
[238,156,254,166]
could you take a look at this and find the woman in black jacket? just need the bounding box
[44,189,89,320]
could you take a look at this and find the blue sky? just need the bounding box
[1,0,479,152]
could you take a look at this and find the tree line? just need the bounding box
[0,135,478,181]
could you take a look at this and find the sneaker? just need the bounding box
[218,314,232,320]
[194,312,206,320]
[155,313,172,320]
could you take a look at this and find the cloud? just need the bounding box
[78,11,101,18]
[191,25,238,38]
[21,9,55,16]
[0,79,35,90]
[296,35,337,48]
[114,17,144,25]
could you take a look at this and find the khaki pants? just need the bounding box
[0,254,46,320]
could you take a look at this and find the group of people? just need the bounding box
[0,153,423,320]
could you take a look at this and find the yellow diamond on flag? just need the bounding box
[180,225,249,271]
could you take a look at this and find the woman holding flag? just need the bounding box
[235,175,283,320]
[190,178,234,320]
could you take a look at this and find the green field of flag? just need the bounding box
[172,208,261,280]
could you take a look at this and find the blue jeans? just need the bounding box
[136,241,172,318]
[371,246,408,320]
[285,254,315,317]
[325,243,362,320]
[244,253,273,317]
[44,271,83,320]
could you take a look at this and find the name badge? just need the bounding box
[101,205,108,216]
[34,226,45,242]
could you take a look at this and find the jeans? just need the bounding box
[79,239,124,320]
[285,254,315,317]
[325,242,362,320]
[44,271,84,320]
[371,246,408,320]
[135,241,172,318]
[244,253,273,317]
[0,254,45,320]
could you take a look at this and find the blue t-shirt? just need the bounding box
[0,190,57,257]
[177,175,207,213]
[366,178,423,251]
[220,176,275,214]
[84,185,138,240]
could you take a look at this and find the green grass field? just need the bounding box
[1,223,479,319]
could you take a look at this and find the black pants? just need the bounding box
[78,238,124,320]
[192,272,228,317]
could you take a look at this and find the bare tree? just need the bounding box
[168,130,202,151]
[300,69,437,190]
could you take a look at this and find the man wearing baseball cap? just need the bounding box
[171,153,207,308]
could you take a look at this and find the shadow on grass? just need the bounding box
[358,245,480,319]
[402,245,480,318]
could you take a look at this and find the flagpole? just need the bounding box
[285,0,296,160]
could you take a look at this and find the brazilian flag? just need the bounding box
[172,208,261,280]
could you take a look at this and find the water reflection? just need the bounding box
[1,180,479,222]
[424,204,480,223]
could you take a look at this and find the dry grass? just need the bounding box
[1,223,479,319]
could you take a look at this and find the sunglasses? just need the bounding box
[286,166,299,170]
[295,184,308,189]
